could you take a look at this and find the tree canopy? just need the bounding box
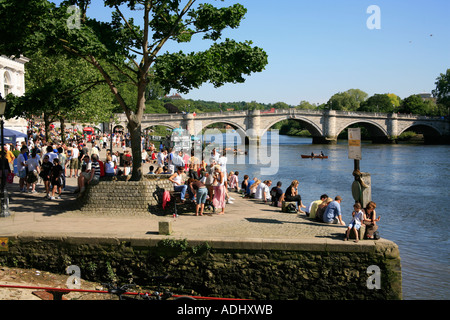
[0,0,268,180]
[432,69,450,110]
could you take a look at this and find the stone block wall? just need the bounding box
[79,175,174,215]
[0,237,402,300]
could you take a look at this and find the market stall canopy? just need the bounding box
[3,128,28,144]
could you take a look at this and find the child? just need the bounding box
[228,171,239,192]
[345,202,365,243]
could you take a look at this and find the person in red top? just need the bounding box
[98,159,105,177]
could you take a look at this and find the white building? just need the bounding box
[0,55,30,133]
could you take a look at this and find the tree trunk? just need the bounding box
[44,114,51,143]
[128,77,148,181]
[128,115,143,181]
[59,117,66,143]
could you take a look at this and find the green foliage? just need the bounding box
[359,94,395,113]
[296,100,317,110]
[157,239,211,256]
[326,90,361,111]
[158,238,190,252]
[387,93,401,108]
[0,0,269,180]
[271,119,308,136]
[346,89,368,105]
[398,131,419,141]
[398,94,434,115]
[105,261,118,283]
[154,39,268,93]
[432,69,450,109]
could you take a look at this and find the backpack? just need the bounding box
[286,203,297,213]
[373,231,380,240]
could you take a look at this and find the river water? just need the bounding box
[205,133,449,300]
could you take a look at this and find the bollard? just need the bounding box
[352,170,371,208]
[159,221,173,235]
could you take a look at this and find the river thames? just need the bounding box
[205,132,449,300]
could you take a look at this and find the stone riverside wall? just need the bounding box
[78,175,175,215]
[0,237,402,300]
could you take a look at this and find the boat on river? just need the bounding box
[301,154,328,159]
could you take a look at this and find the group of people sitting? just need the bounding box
[235,174,381,242]
[240,177,307,211]
[305,194,380,242]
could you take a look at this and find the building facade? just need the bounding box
[0,55,30,133]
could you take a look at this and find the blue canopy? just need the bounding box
[2,128,28,144]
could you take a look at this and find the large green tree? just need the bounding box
[326,91,358,111]
[325,89,368,111]
[0,0,268,180]
[359,93,395,113]
[399,94,435,115]
[432,69,450,112]
[11,50,117,141]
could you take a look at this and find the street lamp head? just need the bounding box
[0,93,6,116]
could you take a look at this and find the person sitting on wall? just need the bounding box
[322,196,346,225]
[345,202,365,243]
[307,194,328,219]
[169,166,188,202]
[363,201,380,239]
[283,180,307,213]
[270,181,284,207]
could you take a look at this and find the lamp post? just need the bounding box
[0,93,10,217]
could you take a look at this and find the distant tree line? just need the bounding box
[145,69,450,117]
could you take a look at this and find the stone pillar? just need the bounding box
[387,113,398,143]
[246,109,261,145]
[321,110,337,144]
[182,113,195,135]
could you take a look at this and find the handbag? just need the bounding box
[6,172,14,184]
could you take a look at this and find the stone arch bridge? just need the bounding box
[114,109,449,144]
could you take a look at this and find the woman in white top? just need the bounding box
[26,151,40,193]
[104,155,116,177]
[169,166,188,201]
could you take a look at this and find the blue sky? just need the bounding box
[55,0,450,105]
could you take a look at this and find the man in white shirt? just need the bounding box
[157,149,167,168]
[70,143,79,178]
[255,180,272,203]
[209,148,220,165]
[44,145,58,163]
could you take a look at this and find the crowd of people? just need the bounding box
[0,123,141,200]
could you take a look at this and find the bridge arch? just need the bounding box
[198,119,247,134]
[261,115,324,138]
[112,124,125,133]
[142,123,178,131]
[335,119,390,143]
[196,119,248,147]
[398,122,443,144]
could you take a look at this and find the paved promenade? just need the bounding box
[0,170,388,251]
